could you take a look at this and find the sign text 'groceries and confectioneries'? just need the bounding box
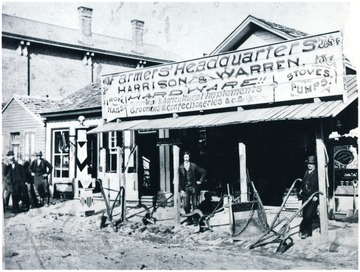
[102,31,345,120]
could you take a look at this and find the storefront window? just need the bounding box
[53,129,70,178]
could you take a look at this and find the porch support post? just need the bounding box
[239,142,248,202]
[164,143,171,192]
[316,123,329,240]
[118,146,126,224]
[159,129,166,192]
[173,145,180,227]
[159,129,171,192]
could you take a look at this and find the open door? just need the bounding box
[136,131,160,200]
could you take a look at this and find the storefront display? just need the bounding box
[333,144,358,220]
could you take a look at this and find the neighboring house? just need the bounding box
[2,94,61,161]
[2,6,180,105]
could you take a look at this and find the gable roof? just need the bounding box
[2,94,62,125]
[210,15,355,71]
[2,14,181,63]
[2,82,102,120]
[211,15,308,55]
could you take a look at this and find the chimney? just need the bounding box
[131,19,144,54]
[78,6,93,45]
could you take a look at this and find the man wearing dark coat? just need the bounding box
[4,151,30,213]
[29,151,53,206]
[298,155,319,239]
[23,160,40,208]
[179,151,206,224]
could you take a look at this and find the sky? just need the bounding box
[2,1,360,67]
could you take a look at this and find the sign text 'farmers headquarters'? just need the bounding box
[102,31,345,120]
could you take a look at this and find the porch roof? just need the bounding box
[88,75,357,134]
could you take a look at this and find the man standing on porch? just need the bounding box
[179,151,207,225]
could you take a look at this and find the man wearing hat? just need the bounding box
[4,151,30,213]
[29,151,53,206]
[298,155,319,239]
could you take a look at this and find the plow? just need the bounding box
[99,180,125,232]
[247,178,323,253]
[180,177,323,253]
[97,166,322,254]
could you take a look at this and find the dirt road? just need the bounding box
[2,200,358,270]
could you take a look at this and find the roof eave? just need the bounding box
[41,107,102,119]
[2,32,177,64]
[1,97,15,113]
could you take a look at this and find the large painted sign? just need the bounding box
[102,31,345,120]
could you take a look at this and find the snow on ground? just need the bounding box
[2,198,358,270]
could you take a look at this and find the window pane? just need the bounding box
[55,132,61,153]
[54,155,61,177]
[110,131,116,148]
[62,155,69,178]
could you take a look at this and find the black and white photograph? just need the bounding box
[1,1,359,270]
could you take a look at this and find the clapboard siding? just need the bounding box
[237,28,284,50]
[2,100,46,159]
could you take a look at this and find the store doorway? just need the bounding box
[136,131,160,198]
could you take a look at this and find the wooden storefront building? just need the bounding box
[88,15,358,228]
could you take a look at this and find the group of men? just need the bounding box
[3,150,53,214]
[179,151,320,239]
